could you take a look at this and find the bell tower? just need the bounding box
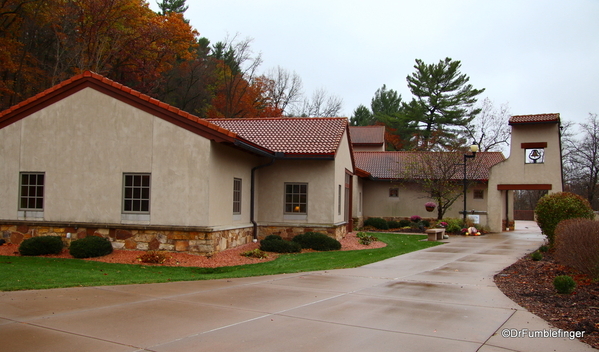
[487,114,563,232]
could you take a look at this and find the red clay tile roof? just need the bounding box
[348,126,385,145]
[208,118,349,156]
[0,71,246,146]
[509,113,560,125]
[354,151,505,180]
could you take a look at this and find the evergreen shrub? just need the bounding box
[535,192,594,246]
[264,235,283,241]
[260,238,301,253]
[387,220,401,229]
[553,275,576,294]
[18,236,64,256]
[292,232,341,251]
[69,236,113,258]
[364,217,388,230]
[399,219,411,227]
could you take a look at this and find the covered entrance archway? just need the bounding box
[496,184,552,230]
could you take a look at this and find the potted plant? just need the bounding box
[425,202,436,212]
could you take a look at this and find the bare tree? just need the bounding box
[563,113,599,209]
[399,151,486,220]
[464,98,511,152]
[264,66,303,115]
[289,88,343,117]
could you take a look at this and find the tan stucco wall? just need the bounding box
[334,131,354,225]
[0,88,244,228]
[208,143,258,228]
[362,180,489,224]
[487,122,563,232]
[255,130,354,229]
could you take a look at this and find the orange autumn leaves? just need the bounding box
[0,0,284,119]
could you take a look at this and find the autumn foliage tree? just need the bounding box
[0,0,197,110]
[0,0,328,120]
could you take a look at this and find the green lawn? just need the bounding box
[0,233,441,291]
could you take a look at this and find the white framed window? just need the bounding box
[19,172,44,210]
[233,178,242,214]
[389,187,399,197]
[285,183,307,214]
[123,173,151,213]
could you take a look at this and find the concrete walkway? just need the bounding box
[0,221,593,351]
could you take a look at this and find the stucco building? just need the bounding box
[0,73,563,253]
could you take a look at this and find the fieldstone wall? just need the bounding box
[258,224,346,241]
[0,223,253,255]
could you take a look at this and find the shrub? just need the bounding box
[292,232,341,251]
[539,245,549,253]
[264,234,283,241]
[444,218,464,233]
[241,248,268,259]
[535,192,594,246]
[399,219,411,227]
[260,238,301,253]
[364,217,388,230]
[410,215,421,223]
[69,236,113,258]
[356,232,378,245]
[530,251,543,261]
[421,220,430,228]
[553,275,576,294]
[137,251,170,264]
[19,236,64,256]
[554,218,599,279]
[387,220,401,229]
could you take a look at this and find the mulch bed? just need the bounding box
[494,251,599,349]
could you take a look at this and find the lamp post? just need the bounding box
[462,142,479,222]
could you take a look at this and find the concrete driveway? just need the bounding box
[0,221,593,351]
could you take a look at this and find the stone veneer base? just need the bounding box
[0,221,348,254]
[0,222,253,255]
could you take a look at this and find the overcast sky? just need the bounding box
[153,0,598,125]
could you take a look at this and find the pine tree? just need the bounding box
[157,0,188,15]
[404,57,485,151]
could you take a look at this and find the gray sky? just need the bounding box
[154,0,598,125]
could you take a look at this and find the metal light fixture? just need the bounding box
[463,142,478,222]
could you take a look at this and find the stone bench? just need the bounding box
[425,228,446,241]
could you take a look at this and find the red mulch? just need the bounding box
[0,232,386,268]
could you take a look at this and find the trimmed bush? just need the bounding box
[260,238,301,253]
[387,220,401,229]
[292,232,341,251]
[399,219,411,227]
[553,275,576,294]
[264,234,283,241]
[69,236,113,258]
[19,236,64,256]
[364,217,388,230]
[554,218,599,278]
[535,192,594,246]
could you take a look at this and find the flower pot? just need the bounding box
[425,206,435,212]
